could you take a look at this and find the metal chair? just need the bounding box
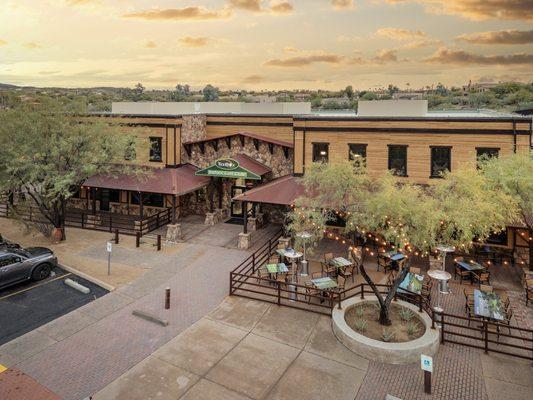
[454,264,471,283]
[479,284,493,292]
[472,272,491,287]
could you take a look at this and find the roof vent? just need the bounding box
[358,100,428,117]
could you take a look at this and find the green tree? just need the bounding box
[387,84,399,96]
[0,101,143,240]
[172,84,190,101]
[288,160,514,325]
[202,84,219,102]
[344,85,354,100]
[360,92,378,101]
[480,152,533,270]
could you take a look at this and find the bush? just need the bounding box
[382,328,396,342]
[354,319,367,332]
[407,321,421,337]
[399,308,414,321]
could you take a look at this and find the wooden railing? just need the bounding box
[229,240,533,361]
[0,203,172,236]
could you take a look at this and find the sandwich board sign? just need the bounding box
[421,355,433,372]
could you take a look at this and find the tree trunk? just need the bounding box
[379,304,392,325]
[529,231,532,271]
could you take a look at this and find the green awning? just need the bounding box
[195,158,262,180]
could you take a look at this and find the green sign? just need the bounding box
[195,158,261,180]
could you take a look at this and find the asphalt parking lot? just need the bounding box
[0,266,108,345]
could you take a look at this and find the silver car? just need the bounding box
[0,247,58,289]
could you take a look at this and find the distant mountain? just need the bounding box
[0,83,21,89]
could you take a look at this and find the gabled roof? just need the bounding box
[183,131,293,148]
[82,164,210,195]
[232,154,271,176]
[232,175,304,206]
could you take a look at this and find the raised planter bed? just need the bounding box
[332,295,440,364]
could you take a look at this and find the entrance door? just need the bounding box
[100,189,110,212]
[230,186,246,218]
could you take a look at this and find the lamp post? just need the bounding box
[296,231,311,276]
[436,245,455,271]
[427,269,452,327]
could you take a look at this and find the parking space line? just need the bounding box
[0,273,72,301]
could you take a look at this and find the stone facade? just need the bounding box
[514,245,530,270]
[181,115,207,143]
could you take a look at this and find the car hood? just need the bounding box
[25,247,54,257]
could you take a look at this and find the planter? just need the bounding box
[332,295,439,364]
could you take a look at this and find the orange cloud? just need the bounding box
[23,42,43,49]
[179,36,210,48]
[383,0,532,21]
[372,49,399,63]
[144,40,157,48]
[456,30,533,45]
[270,1,294,14]
[227,0,293,14]
[425,48,533,65]
[243,75,264,83]
[122,7,232,21]
[229,0,263,12]
[0,39,7,46]
[332,0,354,9]
[376,28,426,40]
[265,53,344,67]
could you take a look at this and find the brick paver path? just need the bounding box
[0,368,61,400]
[10,242,250,400]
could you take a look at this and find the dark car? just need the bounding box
[0,247,58,289]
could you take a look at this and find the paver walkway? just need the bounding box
[0,239,252,400]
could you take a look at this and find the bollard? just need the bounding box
[136,231,140,247]
[115,228,119,244]
[165,287,170,309]
[157,234,162,251]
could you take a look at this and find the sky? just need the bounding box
[0,0,532,90]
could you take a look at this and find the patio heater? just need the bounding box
[296,231,312,276]
[436,245,455,271]
[427,269,452,327]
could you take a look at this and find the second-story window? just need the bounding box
[476,147,499,162]
[149,137,162,162]
[348,143,367,167]
[388,145,408,176]
[312,143,329,163]
[430,146,452,178]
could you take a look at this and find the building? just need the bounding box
[74,100,531,259]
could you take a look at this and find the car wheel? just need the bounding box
[32,263,52,281]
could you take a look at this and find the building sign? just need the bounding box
[195,158,261,180]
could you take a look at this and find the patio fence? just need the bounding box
[230,236,533,361]
[0,203,171,236]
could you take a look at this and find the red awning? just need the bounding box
[82,164,210,196]
[232,175,305,205]
[232,154,271,177]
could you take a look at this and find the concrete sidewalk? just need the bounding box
[0,240,251,400]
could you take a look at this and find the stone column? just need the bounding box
[247,217,258,231]
[166,224,182,243]
[204,212,217,226]
[238,232,251,249]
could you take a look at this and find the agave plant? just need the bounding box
[355,306,364,318]
[381,328,396,342]
[399,308,414,321]
[353,319,368,332]
[407,321,421,336]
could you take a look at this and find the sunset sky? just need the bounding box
[0,0,532,90]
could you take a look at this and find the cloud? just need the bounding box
[425,47,533,65]
[376,27,426,40]
[383,0,532,22]
[283,46,298,53]
[331,0,354,9]
[456,30,533,45]
[373,49,398,63]
[23,42,43,49]
[399,38,442,49]
[0,39,7,46]
[179,36,210,48]
[38,70,60,75]
[227,0,293,14]
[144,40,157,49]
[264,53,344,67]
[122,6,232,21]
[243,74,264,83]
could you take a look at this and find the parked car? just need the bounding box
[0,247,57,289]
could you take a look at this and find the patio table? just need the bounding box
[398,272,424,295]
[276,248,303,261]
[329,257,353,269]
[458,260,484,272]
[311,277,338,290]
[265,263,288,274]
[473,289,505,321]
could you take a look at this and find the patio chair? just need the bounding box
[479,284,493,292]
[276,273,287,285]
[269,255,280,264]
[336,275,346,292]
[501,308,513,335]
[472,272,491,287]
[256,266,269,283]
[321,261,336,277]
[324,252,334,263]
[454,264,471,284]
[340,263,357,283]
[526,279,533,306]
[304,283,320,303]
[410,267,421,275]
[377,255,393,273]
[463,288,474,313]
[311,271,324,279]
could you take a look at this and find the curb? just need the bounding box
[59,264,116,292]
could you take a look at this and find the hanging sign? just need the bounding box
[195,158,261,180]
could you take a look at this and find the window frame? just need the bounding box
[312,142,329,163]
[387,144,408,177]
[348,143,367,164]
[149,137,163,163]
[430,146,452,178]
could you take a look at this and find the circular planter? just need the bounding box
[332,295,440,364]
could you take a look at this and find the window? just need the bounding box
[476,147,499,161]
[388,145,408,176]
[348,144,367,167]
[430,146,451,178]
[131,192,165,208]
[124,140,136,161]
[485,229,508,246]
[149,137,162,162]
[312,143,329,163]
[109,189,120,203]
